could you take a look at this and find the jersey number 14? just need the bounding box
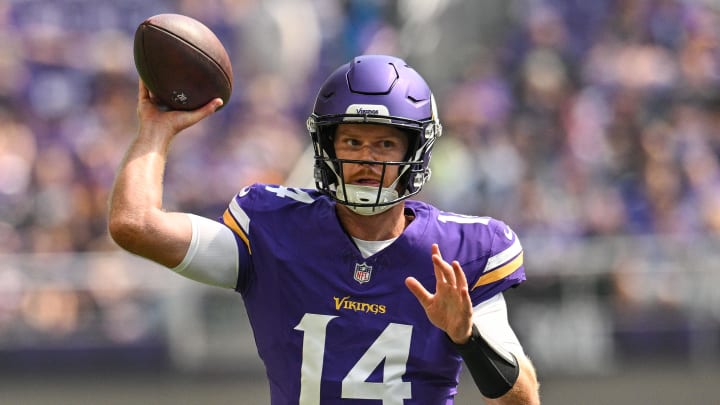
[295,313,413,404]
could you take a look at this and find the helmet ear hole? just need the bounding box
[414,173,424,188]
[317,124,338,159]
[401,128,421,161]
[314,162,338,192]
[312,124,343,192]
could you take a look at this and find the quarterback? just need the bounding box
[109,55,540,404]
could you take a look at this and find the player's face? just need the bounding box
[334,124,409,188]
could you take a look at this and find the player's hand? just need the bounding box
[137,80,223,138]
[405,244,474,344]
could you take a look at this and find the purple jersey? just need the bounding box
[221,184,526,405]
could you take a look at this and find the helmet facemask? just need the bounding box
[308,114,441,215]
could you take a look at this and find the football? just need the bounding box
[133,13,233,110]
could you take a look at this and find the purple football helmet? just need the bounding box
[307,55,442,215]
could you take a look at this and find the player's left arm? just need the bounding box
[472,294,540,405]
[483,353,539,405]
[405,244,540,404]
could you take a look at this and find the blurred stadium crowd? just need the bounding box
[2,0,720,371]
[4,0,720,250]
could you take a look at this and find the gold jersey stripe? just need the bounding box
[223,209,252,254]
[472,252,523,290]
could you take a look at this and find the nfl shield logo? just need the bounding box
[353,262,373,284]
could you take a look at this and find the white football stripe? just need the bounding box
[484,237,522,273]
[229,196,251,235]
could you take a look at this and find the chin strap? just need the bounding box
[449,324,520,399]
[327,148,413,215]
[336,184,400,215]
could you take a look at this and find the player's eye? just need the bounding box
[345,138,361,147]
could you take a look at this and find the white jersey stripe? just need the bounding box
[484,236,522,273]
[229,196,251,235]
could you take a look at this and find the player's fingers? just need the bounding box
[137,80,164,112]
[431,244,456,287]
[207,97,224,112]
[174,98,223,130]
[138,80,150,101]
[430,244,444,283]
[136,80,160,119]
[452,261,468,290]
[193,97,223,115]
[431,243,441,257]
[195,98,224,120]
[405,277,433,306]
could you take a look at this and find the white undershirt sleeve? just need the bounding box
[171,213,240,289]
[472,293,525,356]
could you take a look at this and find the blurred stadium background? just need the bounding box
[1,0,720,403]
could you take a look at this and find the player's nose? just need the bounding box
[357,143,379,162]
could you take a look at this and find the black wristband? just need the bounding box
[450,324,519,399]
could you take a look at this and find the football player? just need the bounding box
[109,55,540,404]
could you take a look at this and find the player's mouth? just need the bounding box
[352,178,382,186]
